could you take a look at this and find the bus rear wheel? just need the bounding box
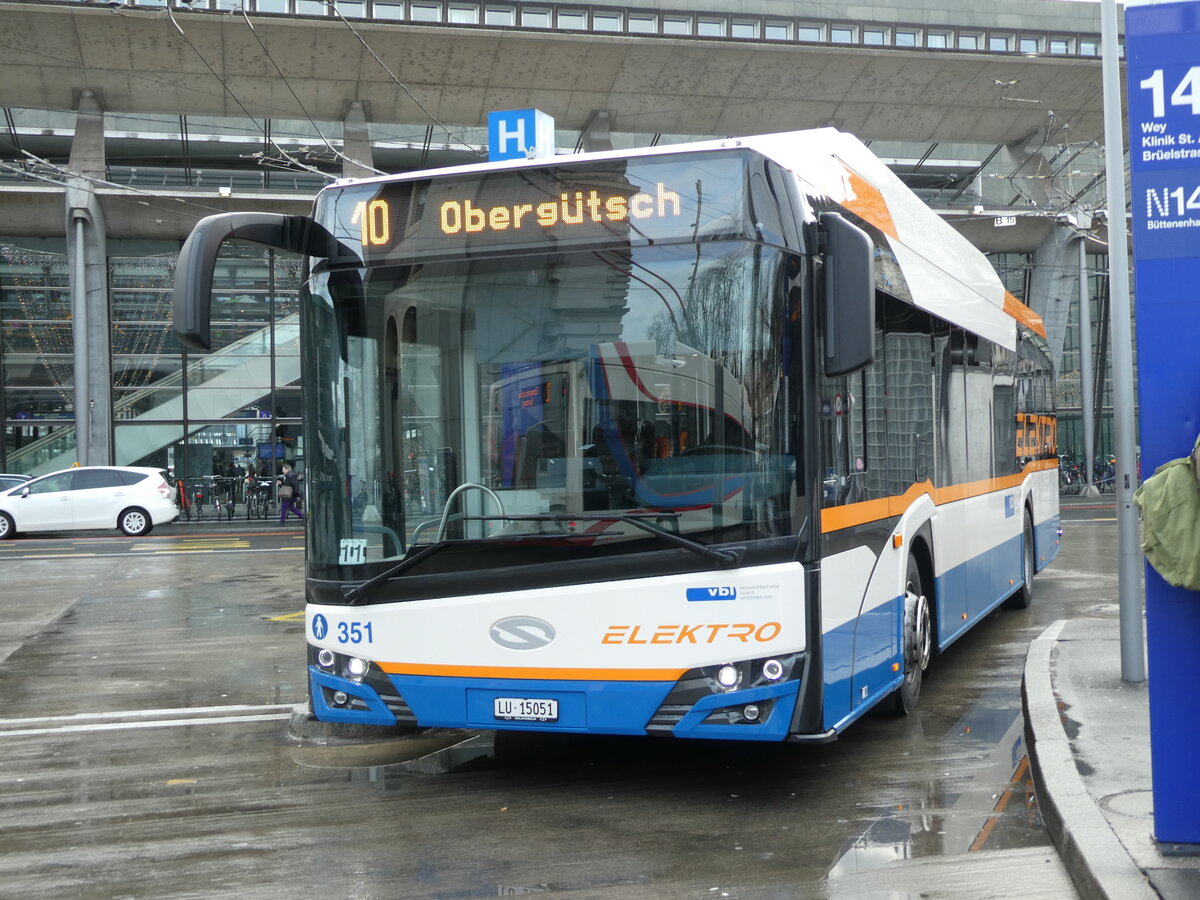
[1004,511,1035,610]
[894,555,932,716]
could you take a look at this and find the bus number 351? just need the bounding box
[337,621,374,644]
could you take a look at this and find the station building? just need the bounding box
[0,0,1125,479]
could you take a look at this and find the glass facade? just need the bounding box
[1056,255,1135,467]
[42,1,1104,55]
[0,241,75,465]
[0,2,1127,490]
[1,241,302,481]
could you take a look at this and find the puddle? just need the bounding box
[827,703,1047,884]
[290,728,490,771]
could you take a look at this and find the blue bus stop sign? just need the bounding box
[1127,0,1200,849]
[487,108,555,161]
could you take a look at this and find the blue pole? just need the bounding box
[1126,0,1200,849]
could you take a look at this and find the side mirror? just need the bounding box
[20,486,30,499]
[820,212,875,376]
[173,213,338,351]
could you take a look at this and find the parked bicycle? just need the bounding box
[1058,456,1084,495]
[1093,456,1117,493]
[209,476,236,521]
[187,478,207,520]
[245,481,274,519]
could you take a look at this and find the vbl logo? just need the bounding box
[686,586,738,602]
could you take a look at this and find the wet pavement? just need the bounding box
[0,512,1117,898]
[1024,499,1200,900]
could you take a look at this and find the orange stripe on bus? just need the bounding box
[376,662,689,681]
[839,164,898,239]
[820,458,1057,533]
[1004,291,1047,338]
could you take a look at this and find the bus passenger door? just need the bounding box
[817,365,870,728]
[934,326,969,636]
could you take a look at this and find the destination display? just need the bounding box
[1129,5,1200,259]
[320,152,753,263]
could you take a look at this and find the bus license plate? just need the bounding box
[494,697,558,722]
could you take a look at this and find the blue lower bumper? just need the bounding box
[308,667,801,741]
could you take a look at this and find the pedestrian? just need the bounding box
[243,468,256,506]
[278,463,304,525]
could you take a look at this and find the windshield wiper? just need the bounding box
[341,512,743,606]
[342,541,449,605]
[499,512,745,568]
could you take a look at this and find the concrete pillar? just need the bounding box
[64,89,112,466]
[1077,237,1099,496]
[579,110,613,153]
[1027,223,1075,376]
[1001,132,1078,372]
[341,101,376,179]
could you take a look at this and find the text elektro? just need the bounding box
[601,622,783,645]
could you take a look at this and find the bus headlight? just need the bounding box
[317,648,336,670]
[762,658,785,682]
[716,665,740,690]
[346,656,369,681]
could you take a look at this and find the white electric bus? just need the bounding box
[174,129,1059,742]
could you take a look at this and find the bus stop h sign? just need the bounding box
[1127,0,1200,850]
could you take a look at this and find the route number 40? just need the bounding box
[1140,68,1200,118]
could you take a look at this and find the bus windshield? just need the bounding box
[302,240,798,580]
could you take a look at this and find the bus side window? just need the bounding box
[1016,331,1056,461]
[819,370,870,508]
[818,375,852,508]
[964,332,995,483]
[877,296,934,495]
[992,343,1017,476]
[935,325,968,488]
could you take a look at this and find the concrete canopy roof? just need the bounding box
[0,3,1113,146]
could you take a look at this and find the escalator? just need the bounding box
[9,316,300,475]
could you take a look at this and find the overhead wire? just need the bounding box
[996,78,1112,216]
[16,150,234,216]
[326,3,485,157]
[164,5,335,180]
[237,8,387,176]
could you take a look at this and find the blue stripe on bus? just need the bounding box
[388,674,675,735]
[381,674,800,740]
[673,680,801,741]
[1035,514,1062,573]
[821,595,903,734]
[822,531,1034,733]
[309,668,398,726]
[936,532,1023,650]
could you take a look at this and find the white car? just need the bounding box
[0,466,179,539]
[0,473,31,492]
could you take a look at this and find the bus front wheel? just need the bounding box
[894,555,931,716]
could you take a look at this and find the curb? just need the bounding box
[1022,619,1158,900]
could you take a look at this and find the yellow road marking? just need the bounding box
[132,542,251,552]
[269,611,306,622]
